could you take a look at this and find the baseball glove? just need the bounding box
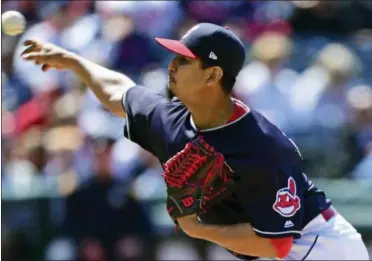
[162,136,235,223]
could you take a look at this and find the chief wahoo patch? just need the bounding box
[273,177,301,217]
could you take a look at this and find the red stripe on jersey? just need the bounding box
[271,237,293,258]
[227,101,249,124]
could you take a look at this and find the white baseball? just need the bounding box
[2,11,26,36]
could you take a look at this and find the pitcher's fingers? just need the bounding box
[42,64,50,72]
[22,52,40,60]
[23,40,34,46]
[21,45,41,56]
[22,52,47,63]
[24,39,42,46]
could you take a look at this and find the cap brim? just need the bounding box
[155,38,196,59]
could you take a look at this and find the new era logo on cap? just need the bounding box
[209,52,218,60]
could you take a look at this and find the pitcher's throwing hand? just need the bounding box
[22,39,74,71]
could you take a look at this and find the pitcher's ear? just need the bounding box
[206,66,223,86]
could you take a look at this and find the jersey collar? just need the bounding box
[190,98,250,132]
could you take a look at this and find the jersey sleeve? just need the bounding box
[236,165,304,239]
[122,85,164,154]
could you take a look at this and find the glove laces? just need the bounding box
[162,137,214,188]
[200,155,232,212]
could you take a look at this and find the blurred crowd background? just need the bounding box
[1,1,372,260]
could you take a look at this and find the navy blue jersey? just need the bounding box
[122,85,332,240]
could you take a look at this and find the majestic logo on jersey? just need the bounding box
[273,177,301,217]
[284,220,294,228]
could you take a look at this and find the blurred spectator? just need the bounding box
[2,35,34,111]
[21,127,47,174]
[2,127,51,198]
[2,0,39,23]
[107,13,162,81]
[347,85,372,180]
[234,32,299,133]
[43,125,82,182]
[290,43,362,129]
[2,231,36,261]
[95,1,184,39]
[288,43,363,177]
[156,239,202,260]
[12,1,91,94]
[64,134,155,261]
[181,1,253,25]
[289,1,372,34]
[352,147,372,180]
